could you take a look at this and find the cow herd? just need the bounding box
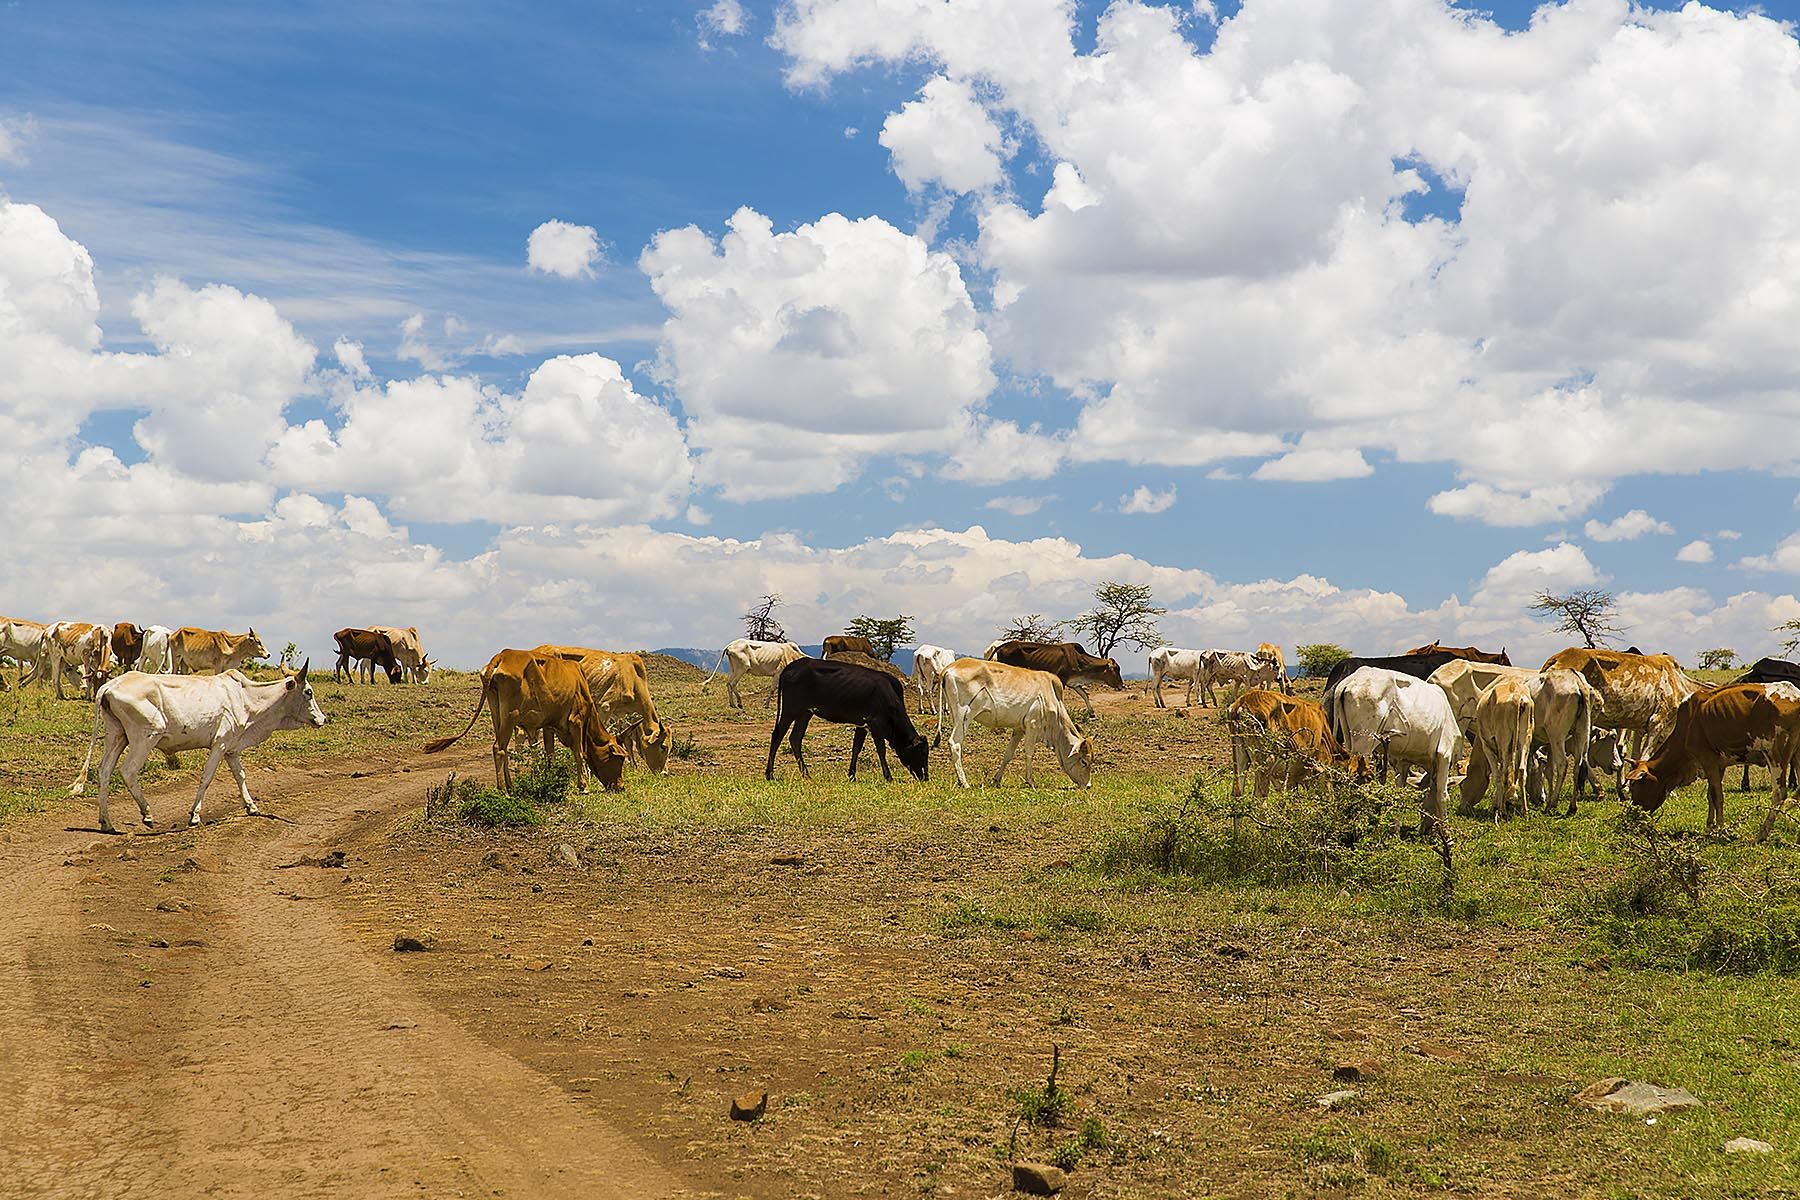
[1,618,269,700]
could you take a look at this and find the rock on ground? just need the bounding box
[1724,1137,1773,1154]
[1570,1078,1702,1116]
[1011,1162,1067,1195]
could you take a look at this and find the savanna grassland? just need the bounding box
[4,658,1798,1198]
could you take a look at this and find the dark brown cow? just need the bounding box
[332,627,402,684]
[110,622,146,671]
[1626,684,1800,841]
[984,640,1124,717]
[1405,641,1512,665]
[822,634,878,659]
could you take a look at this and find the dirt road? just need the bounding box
[0,749,686,1200]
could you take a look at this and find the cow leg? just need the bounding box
[1152,669,1165,709]
[225,751,259,815]
[333,652,348,683]
[872,733,895,782]
[948,709,972,789]
[1458,741,1491,816]
[787,714,813,779]
[991,728,1025,787]
[726,672,743,710]
[848,726,867,780]
[95,726,132,833]
[190,745,229,826]
[1758,741,1794,844]
[568,723,587,793]
[764,711,794,780]
[1705,768,1726,833]
[1072,681,1095,719]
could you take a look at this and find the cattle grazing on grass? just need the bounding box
[1429,661,1596,815]
[1328,666,1461,834]
[942,658,1092,789]
[68,663,328,833]
[1625,683,1800,841]
[1473,677,1535,821]
[765,657,929,782]
[45,621,112,700]
[110,623,146,672]
[533,645,674,773]
[1199,649,1284,707]
[369,625,433,683]
[910,644,959,743]
[333,627,403,684]
[1,617,50,688]
[822,634,878,659]
[171,627,267,676]
[984,640,1123,717]
[1226,688,1366,798]
[1256,643,1291,694]
[136,626,176,674]
[1148,646,1208,709]
[706,638,808,709]
[425,649,626,794]
[1541,648,1702,771]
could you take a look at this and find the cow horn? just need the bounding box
[299,657,310,679]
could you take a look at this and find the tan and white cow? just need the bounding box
[1472,676,1535,821]
[1255,642,1291,695]
[1,616,50,688]
[1542,648,1701,769]
[941,658,1093,789]
[171,627,267,676]
[44,621,112,699]
[1199,649,1283,707]
[369,625,432,683]
[910,644,959,743]
[705,638,807,709]
[1429,660,1596,814]
[1148,646,1208,709]
[1226,688,1365,798]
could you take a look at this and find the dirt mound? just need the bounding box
[826,650,908,683]
[638,652,708,685]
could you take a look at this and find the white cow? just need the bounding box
[136,625,176,674]
[369,624,433,683]
[1200,650,1283,707]
[1148,646,1208,709]
[1328,666,1461,833]
[1,617,50,687]
[910,644,959,743]
[705,639,807,709]
[1429,660,1596,814]
[69,665,327,832]
[941,658,1093,789]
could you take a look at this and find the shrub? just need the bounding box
[1295,643,1353,678]
[423,747,572,830]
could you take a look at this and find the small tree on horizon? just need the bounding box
[1775,618,1800,658]
[1529,588,1623,649]
[998,614,1065,644]
[1696,648,1737,671]
[1295,643,1353,678]
[1066,582,1167,659]
[845,615,915,661]
[743,593,787,643]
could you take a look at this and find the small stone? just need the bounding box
[582,937,594,946]
[556,842,583,870]
[392,934,433,952]
[1570,1077,1702,1116]
[319,850,346,869]
[730,1089,767,1121]
[1318,1088,1359,1110]
[155,899,187,913]
[1011,1162,1066,1195]
[147,937,169,949]
[480,850,504,871]
[1725,1137,1773,1154]
[709,965,747,979]
[531,883,543,893]
[524,960,553,972]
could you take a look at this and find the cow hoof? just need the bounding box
[141,818,155,829]
[187,817,202,828]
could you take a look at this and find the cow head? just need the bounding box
[641,719,673,774]
[1623,759,1668,811]
[896,733,929,782]
[415,655,435,684]
[1099,658,1125,690]
[282,660,329,729]
[246,628,268,660]
[1058,734,1094,788]
[583,711,628,791]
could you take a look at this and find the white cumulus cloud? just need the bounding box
[1584,510,1675,543]
[1677,539,1715,564]
[526,219,602,279]
[1118,484,1177,514]
[880,76,1008,194]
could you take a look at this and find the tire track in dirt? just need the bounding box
[0,751,687,1199]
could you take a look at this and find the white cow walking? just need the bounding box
[69,665,328,833]
[941,658,1093,789]
[704,639,808,709]
[1148,646,1208,709]
[1329,666,1462,834]
[136,625,176,674]
[910,644,959,743]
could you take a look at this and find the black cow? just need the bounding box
[766,658,930,782]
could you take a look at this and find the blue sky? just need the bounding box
[5,0,1800,666]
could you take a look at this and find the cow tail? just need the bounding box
[1572,685,1592,797]
[701,648,727,691]
[424,679,488,753]
[68,686,110,796]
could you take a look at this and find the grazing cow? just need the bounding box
[910,644,959,742]
[1226,688,1365,798]
[68,663,328,833]
[1255,642,1291,694]
[110,623,146,672]
[1199,649,1284,707]
[0,617,50,687]
[985,640,1123,718]
[941,658,1092,789]
[533,645,674,773]
[822,634,879,659]
[1625,684,1800,841]
[1406,641,1512,665]
[171,627,267,675]
[136,625,176,674]
[1148,646,1208,709]
[706,638,808,709]
[1472,677,1535,820]
[332,627,402,684]
[765,657,929,782]
[1429,661,1596,815]
[1542,648,1702,768]
[1328,667,1461,834]
[425,649,626,793]
[44,621,112,700]
[369,625,432,683]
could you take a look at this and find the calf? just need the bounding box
[1226,688,1365,797]
[332,627,403,684]
[1329,666,1461,835]
[765,658,928,782]
[941,658,1092,789]
[426,649,626,793]
[910,644,959,742]
[985,640,1123,718]
[1626,684,1800,841]
[1473,677,1534,820]
[69,663,328,832]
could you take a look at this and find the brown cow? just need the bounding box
[110,622,146,672]
[1543,647,1702,769]
[45,621,112,699]
[1226,688,1366,797]
[332,627,402,684]
[533,645,673,773]
[1406,641,1511,665]
[171,627,267,675]
[822,634,878,659]
[984,640,1124,717]
[1626,684,1800,841]
[425,649,625,793]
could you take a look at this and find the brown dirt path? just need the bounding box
[0,749,687,1200]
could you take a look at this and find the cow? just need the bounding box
[68,663,328,833]
[533,645,674,773]
[171,627,267,675]
[1472,677,1535,821]
[984,640,1123,718]
[136,625,176,674]
[822,634,879,659]
[110,623,146,672]
[1328,666,1461,834]
[425,649,626,793]
[1148,646,1208,709]
[44,621,112,700]
[1542,648,1702,770]
[941,658,1092,789]
[1625,684,1800,841]
[705,638,808,709]
[1199,649,1284,707]
[1734,657,1800,688]
[332,627,403,684]
[369,625,433,683]
[1407,641,1512,665]
[0,617,50,688]
[1256,642,1291,694]
[910,644,959,742]
[764,657,929,782]
[1429,660,1596,815]
[1226,688,1365,798]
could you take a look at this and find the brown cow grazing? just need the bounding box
[425,649,625,793]
[110,623,146,672]
[332,627,403,684]
[1543,647,1702,770]
[1226,688,1366,798]
[45,621,112,699]
[1255,642,1292,694]
[1626,684,1800,841]
[984,640,1124,717]
[533,645,674,773]
[171,627,267,675]
[822,634,878,659]
[1406,641,1512,665]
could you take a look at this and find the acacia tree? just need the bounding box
[1528,588,1623,649]
[1066,582,1167,659]
[742,593,787,642]
[1696,648,1737,671]
[998,614,1064,643]
[845,615,914,661]
[1776,619,1800,658]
